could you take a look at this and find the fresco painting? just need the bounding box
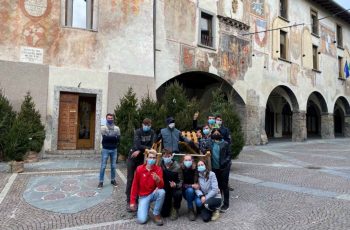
[181,45,195,71]
[251,0,265,18]
[254,18,268,47]
[320,24,336,58]
[219,34,252,82]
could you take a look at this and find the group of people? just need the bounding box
[98,112,233,226]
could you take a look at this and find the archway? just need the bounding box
[306,92,328,138]
[265,86,299,140]
[156,71,246,123]
[334,96,350,137]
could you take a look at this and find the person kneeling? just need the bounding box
[194,160,222,222]
[160,148,183,220]
[130,150,165,226]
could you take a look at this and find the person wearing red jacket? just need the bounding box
[130,150,165,226]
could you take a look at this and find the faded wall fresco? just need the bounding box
[290,27,301,60]
[320,24,336,58]
[218,34,252,83]
[250,0,265,18]
[181,45,196,71]
[0,0,152,73]
[253,17,268,47]
[164,0,196,45]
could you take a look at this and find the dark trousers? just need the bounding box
[161,188,182,217]
[213,164,230,207]
[195,197,221,222]
[125,155,144,203]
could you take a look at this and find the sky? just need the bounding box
[333,0,350,9]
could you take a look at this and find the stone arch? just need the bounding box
[306,91,330,138]
[156,71,246,128]
[334,96,350,137]
[264,85,299,140]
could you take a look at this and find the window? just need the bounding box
[338,56,343,78]
[312,45,318,70]
[280,30,287,59]
[65,0,94,30]
[279,0,288,19]
[337,24,343,47]
[311,10,318,35]
[200,11,214,48]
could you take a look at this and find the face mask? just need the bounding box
[208,119,215,125]
[215,120,222,126]
[147,158,156,165]
[107,120,114,125]
[184,160,192,168]
[162,156,173,164]
[168,123,175,129]
[212,134,222,140]
[142,125,151,132]
[203,128,210,135]
[198,165,206,172]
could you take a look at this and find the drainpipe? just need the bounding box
[153,0,157,81]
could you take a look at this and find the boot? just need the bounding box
[153,215,163,226]
[211,210,220,221]
[170,207,179,220]
[188,208,196,221]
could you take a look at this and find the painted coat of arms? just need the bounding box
[255,18,267,47]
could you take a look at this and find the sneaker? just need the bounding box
[188,208,196,221]
[111,180,118,187]
[211,210,220,221]
[97,182,103,189]
[170,208,179,221]
[220,205,229,212]
[153,215,163,226]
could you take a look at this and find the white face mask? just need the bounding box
[216,120,222,126]
[168,123,175,129]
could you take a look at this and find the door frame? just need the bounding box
[52,86,102,152]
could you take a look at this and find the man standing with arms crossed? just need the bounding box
[98,113,121,189]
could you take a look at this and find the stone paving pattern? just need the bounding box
[0,139,350,229]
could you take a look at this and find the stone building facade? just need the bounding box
[0,0,349,154]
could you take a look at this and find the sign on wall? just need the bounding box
[20,46,44,64]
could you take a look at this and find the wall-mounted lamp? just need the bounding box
[252,54,255,57]
[264,66,267,69]
[276,50,279,53]
[333,40,337,44]
[318,51,321,55]
[303,54,306,57]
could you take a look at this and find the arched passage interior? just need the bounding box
[265,86,299,140]
[306,92,328,138]
[334,96,350,137]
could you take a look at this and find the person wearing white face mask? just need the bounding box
[194,160,222,222]
[130,150,165,226]
[160,148,183,220]
[180,154,198,221]
[156,116,193,153]
[126,118,156,212]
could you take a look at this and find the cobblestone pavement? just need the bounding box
[0,138,350,229]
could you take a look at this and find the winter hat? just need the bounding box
[166,116,175,125]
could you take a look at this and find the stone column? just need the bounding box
[274,113,282,138]
[344,115,350,137]
[292,111,307,142]
[244,90,262,145]
[321,113,335,139]
[245,104,262,145]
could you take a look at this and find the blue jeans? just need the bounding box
[137,189,165,224]
[183,187,196,209]
[99,148,117,182]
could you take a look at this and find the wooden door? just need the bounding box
[76,96,96,149]
[58,93,79,150]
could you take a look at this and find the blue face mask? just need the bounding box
[184,160,192,168]
[162,156,173,164]
[198,165,206,172]
[107,120,114,125]
[143,125,151,132]
[147,159,156,165]
[208,119,215,125]
[203,128,210,135]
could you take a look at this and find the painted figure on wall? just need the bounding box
[254,18,267,47]
[251,0,264,18]
[320,24,336,57]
